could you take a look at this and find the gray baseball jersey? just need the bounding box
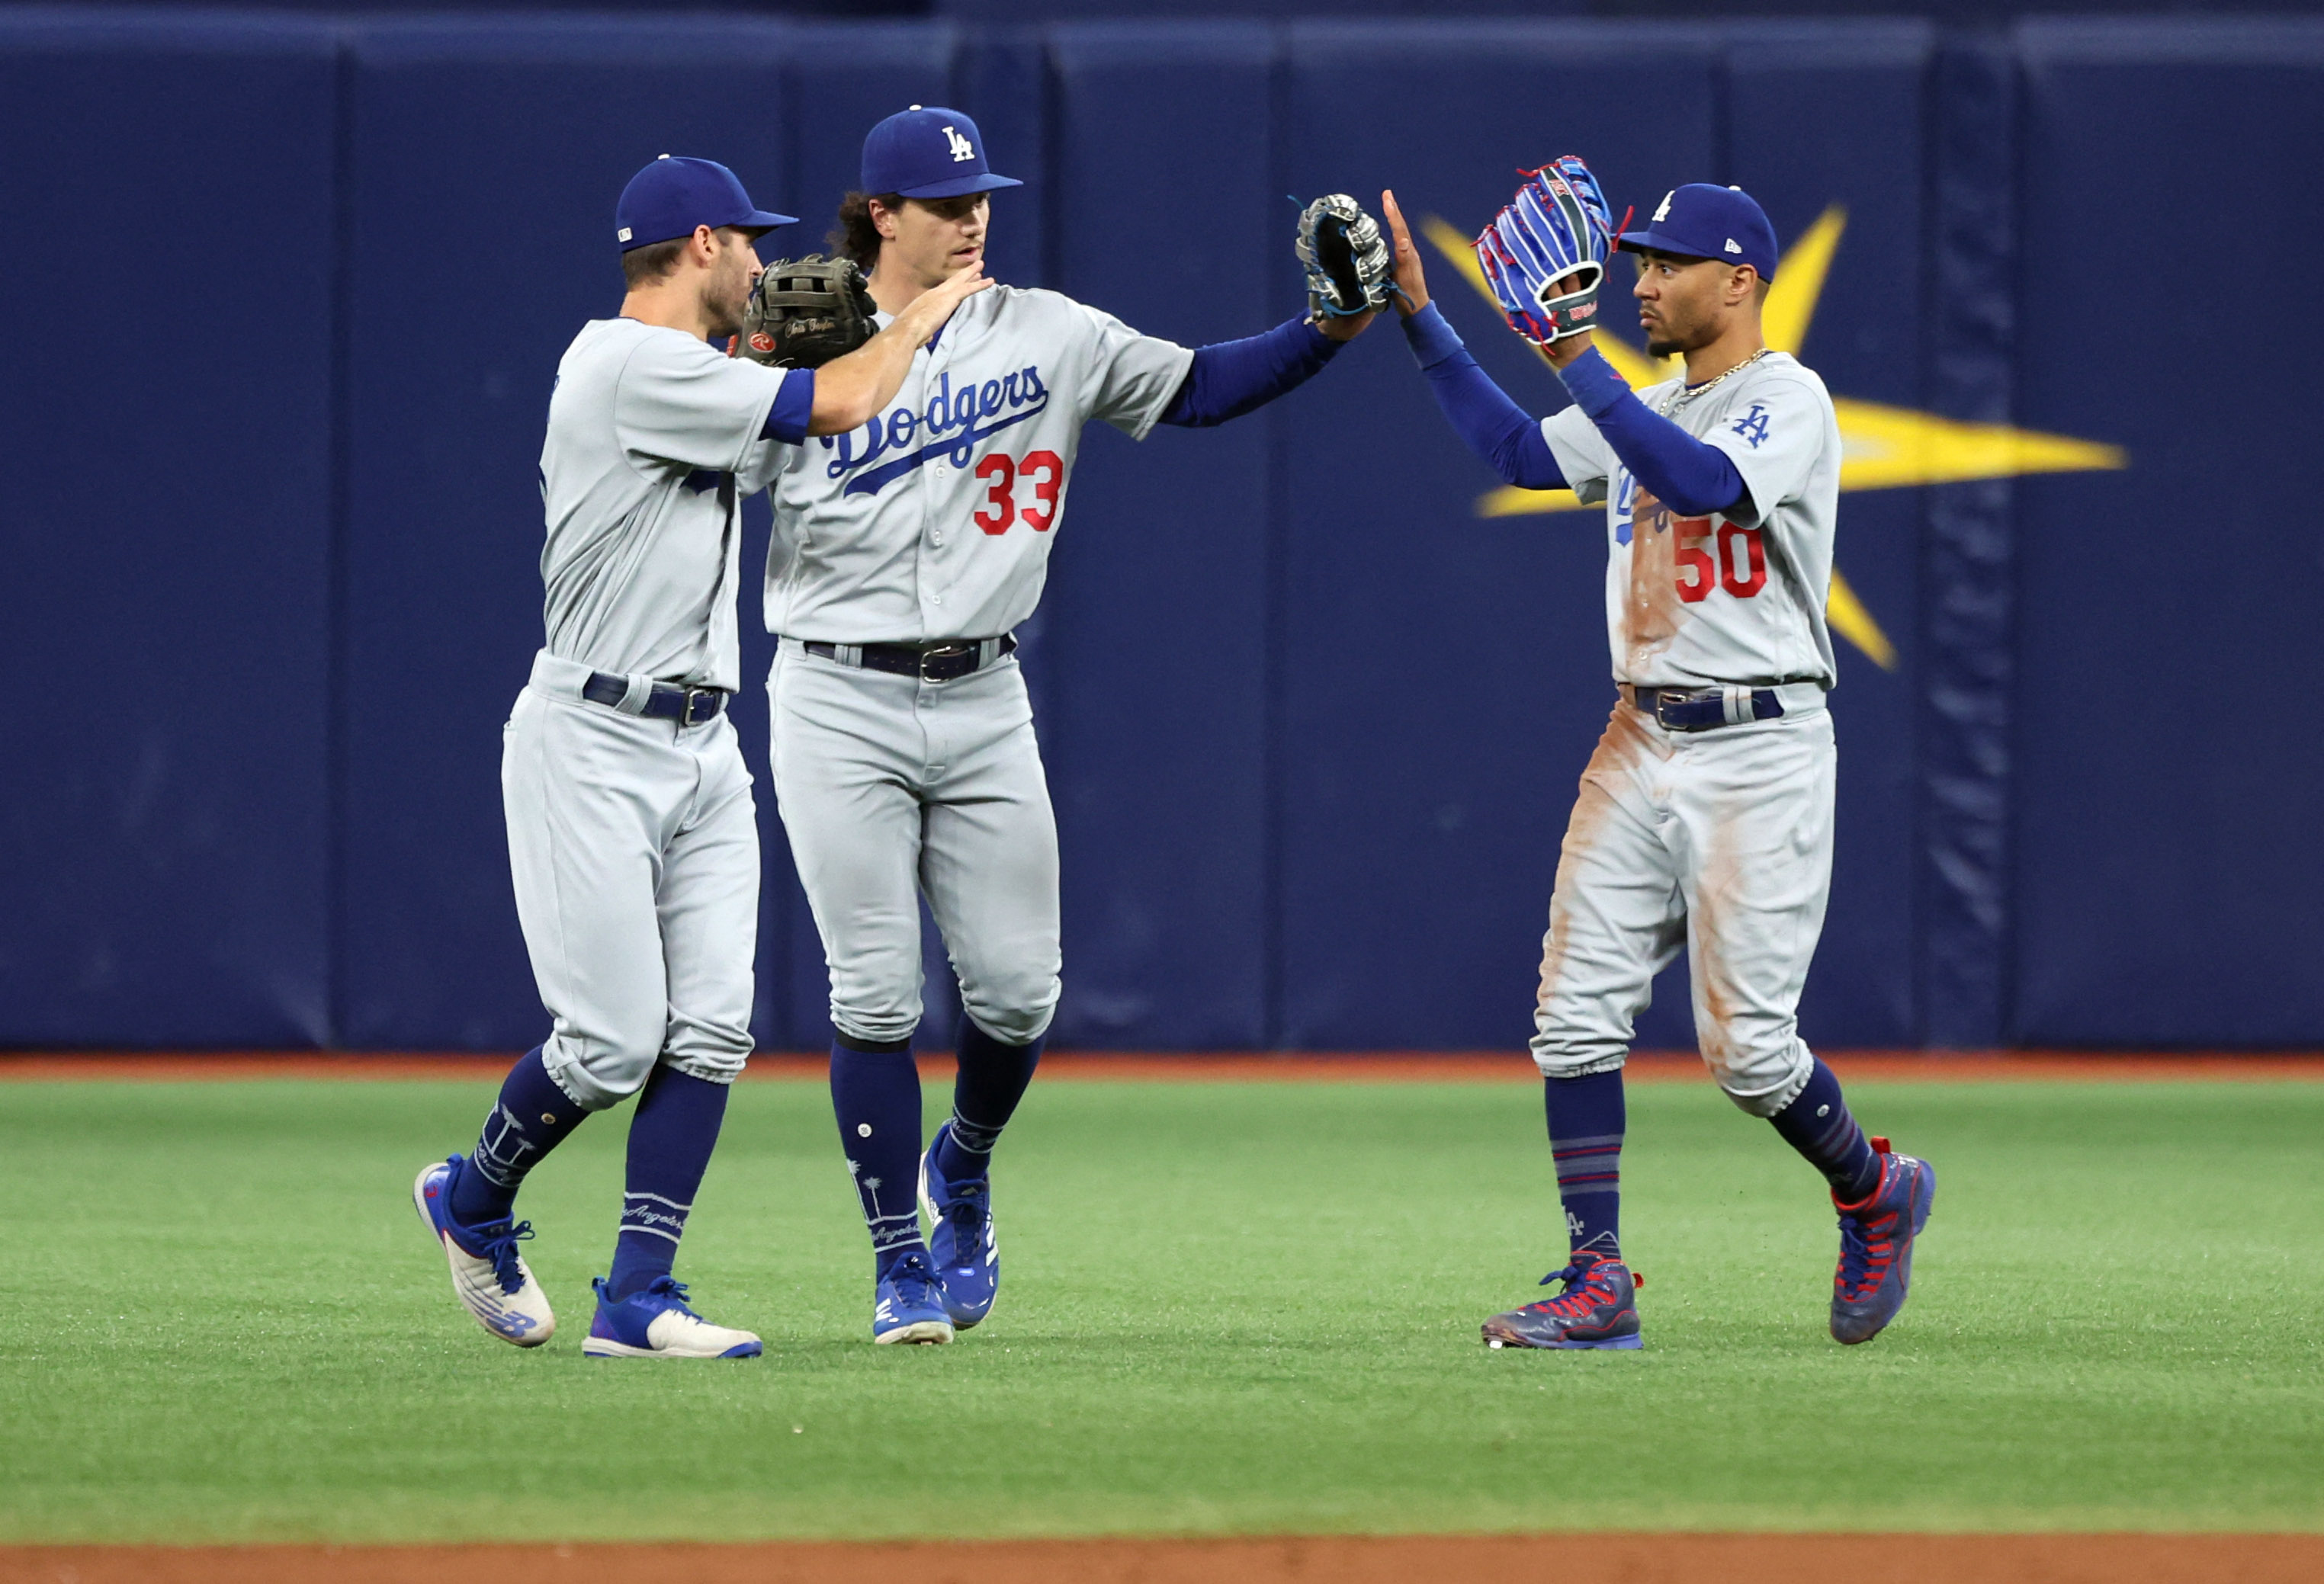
[541,318,807,691]
[1541,351,1841,691]
[756,281,1193,1050]
[515,317,806,1110]
[1529,351,1844,1119]
[754,284,1194,643]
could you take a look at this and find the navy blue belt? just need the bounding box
[801,635,1016,683]
[582,672,729,726]
[1631,685,1786,733]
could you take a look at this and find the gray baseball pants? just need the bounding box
[767,640,1061,1048]
[504,650,759,1110]
[1530,690,1834,1116]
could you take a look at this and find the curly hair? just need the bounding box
[830,191,901,270]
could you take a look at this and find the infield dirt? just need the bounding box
[6,1534,2324,1583]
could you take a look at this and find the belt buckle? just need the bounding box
[1653,688,1700,732]
[919,643,972,681]
[680,688,721,727]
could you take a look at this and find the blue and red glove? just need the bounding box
[1474,156,1623,346]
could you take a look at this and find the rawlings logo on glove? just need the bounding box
[1475,156,1625,345]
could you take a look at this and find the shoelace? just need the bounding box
[888,1252,942,1306]
[941,1179,990,1261]
[472,1220,537,1296]
[634,1276,701,1319]
[1529,1260,1616,1317]
[1834,1204,1899,1300]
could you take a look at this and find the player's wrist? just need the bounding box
[1552,341,1627,418]
[1541,330,1595,370]
[1401,300,1465,368]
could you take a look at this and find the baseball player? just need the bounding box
[1376,174,1934,1348]
[755,108,1387,1344]
[412,155,988,1358]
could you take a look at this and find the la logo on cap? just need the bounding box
[945,126,974,162]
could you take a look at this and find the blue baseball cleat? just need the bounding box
[582,1275,762,1359]
[872,1249,954,1345]
[1829,1137,1936,1345]
[918,1122,999,1329]
[412,1155,556,1348]
[1481,1250,1643,1350]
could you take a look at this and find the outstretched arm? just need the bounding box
[1157,318,1343,428]
[1379,189,1563,490]
[807,266,992,435]
[1401,305,1565,489]
[1549,346,1744,518]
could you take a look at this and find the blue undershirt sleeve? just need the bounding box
[1552,347,1746,518]
[1158,317,1340,428]
[1398,302,1565,490]
[760,368,814,445]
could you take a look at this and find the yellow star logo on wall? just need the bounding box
[1421,209,2127,669]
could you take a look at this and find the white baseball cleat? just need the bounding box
[582,1276,762,1358]
[412,1156,556,1348]
[871,1249,955,1345]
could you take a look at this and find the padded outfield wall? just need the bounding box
[1,10,2316,1051]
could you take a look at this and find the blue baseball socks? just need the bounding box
[830,1040,928,1273]
[604,1065,731,1302]
[933,1016,1043,1183]
[1767,1057,1881,1201]
[450,1045,589,1226]
[1545,1069,1626,1259]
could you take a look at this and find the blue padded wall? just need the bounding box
[5,11,2319,1051]
[0,13,339,1046]
[2008,21,2324,1045]
[1042,24,1278,1045]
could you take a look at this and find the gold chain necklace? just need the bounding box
[1657,348,1770,416]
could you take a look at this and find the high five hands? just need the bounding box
[1381,187,1597,367]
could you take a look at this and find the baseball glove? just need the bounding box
[1295,194,1392,321]
[1474,156,1622,345]
[736,254,878,369]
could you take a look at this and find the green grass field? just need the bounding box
[2,1076,2320,1541]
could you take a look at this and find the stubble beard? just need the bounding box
[705,264,751,343]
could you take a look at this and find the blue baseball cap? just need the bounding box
[861,106,1022,200]
[1617,184,1779,282]
[615,156,795,252]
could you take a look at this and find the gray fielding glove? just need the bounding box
[1295,194,1392,321]
[737,254,878,369]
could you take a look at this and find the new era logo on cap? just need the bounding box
[1725,239,1741,253]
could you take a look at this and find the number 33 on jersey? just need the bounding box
[972,450,1062,534]
[1541,351,1844,691]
